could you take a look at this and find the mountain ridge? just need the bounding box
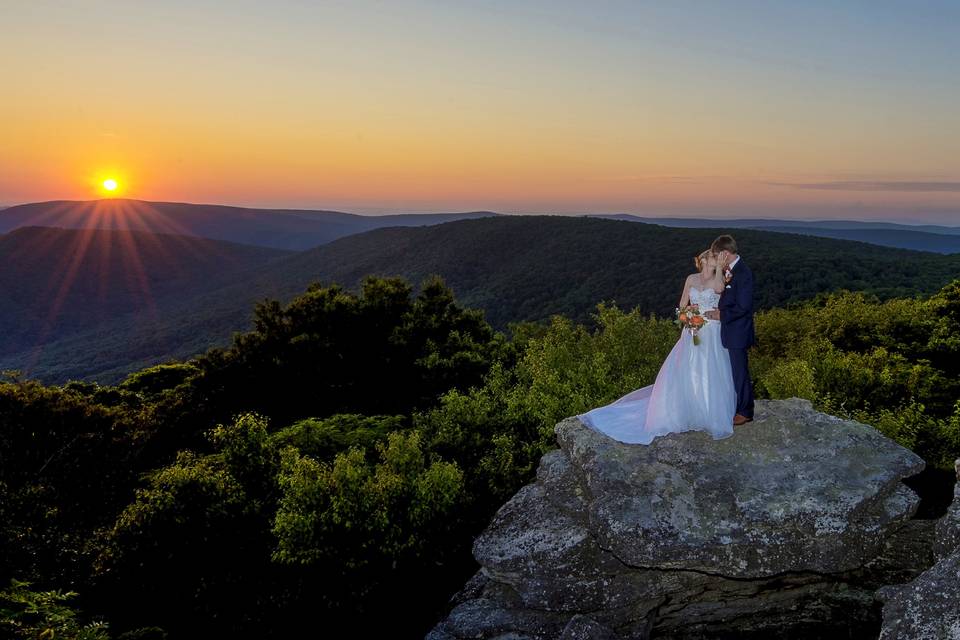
[0,198,503,250]
[586,212,960,234]
[586,213,960,253]
[3,215,960,384]
[0,226,290,361]
[3,199,959,252]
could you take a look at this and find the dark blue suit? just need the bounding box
[718,256,755,418]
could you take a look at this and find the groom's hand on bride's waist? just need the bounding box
[704,310,721,320]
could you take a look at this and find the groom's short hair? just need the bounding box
[711,235,738,254]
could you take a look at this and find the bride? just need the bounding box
[577,249,736,444]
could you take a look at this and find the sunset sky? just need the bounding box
[3,1,959,222]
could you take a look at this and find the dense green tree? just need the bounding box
[0,379,139,585]
[137,274,506,466]
[90,414,280,636]
[3,274,959,638]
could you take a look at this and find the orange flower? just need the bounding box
[691,316,705,327]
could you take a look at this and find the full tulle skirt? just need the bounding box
[576,319,736,444]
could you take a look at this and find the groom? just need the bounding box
[703,234,755,425]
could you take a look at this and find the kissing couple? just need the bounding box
[577,234,756,444]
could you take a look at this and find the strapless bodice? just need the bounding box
[690,286,721,312]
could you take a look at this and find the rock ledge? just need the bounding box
[428,399,936,640]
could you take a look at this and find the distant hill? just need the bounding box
[0,199,501,250]
[4,216,960,384]
[751,226,960,253]
[587,214,960,253]
[5,200,957,253]
[588,213,960,235]
[0,226,289,361]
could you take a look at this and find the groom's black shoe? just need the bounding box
[733,414,752,426]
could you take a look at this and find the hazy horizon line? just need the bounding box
[0,197,958,228]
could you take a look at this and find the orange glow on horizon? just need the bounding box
[1,3,959,224]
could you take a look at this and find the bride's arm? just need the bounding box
[710,260,725,293]
[678,275,692,308]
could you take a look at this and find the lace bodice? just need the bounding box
[690,286,721,312]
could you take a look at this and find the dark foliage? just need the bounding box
[1,271,958,638]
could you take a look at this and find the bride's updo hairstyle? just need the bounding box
[694,249,712,271]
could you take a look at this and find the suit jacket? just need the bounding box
[718,257,756,349]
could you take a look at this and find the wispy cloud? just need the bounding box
[587,175,707,184]
[770,180,960,192]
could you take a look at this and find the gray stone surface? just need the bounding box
[558,614,619,640]
[878,548,960,639]
[934,459,960,561]
[553,397,924,578]
[878,459,960,639]
[428,399,936,640]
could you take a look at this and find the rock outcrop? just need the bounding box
[427,398,939,640]
[933,459,960,561]
[878,459,960,639]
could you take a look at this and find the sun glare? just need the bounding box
[91,171,127,197]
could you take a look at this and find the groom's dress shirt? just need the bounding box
[714,255,740,320]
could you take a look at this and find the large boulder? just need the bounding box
[878,459,960,639]
[428,399,935,640]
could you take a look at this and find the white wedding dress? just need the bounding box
[577,286,736,444]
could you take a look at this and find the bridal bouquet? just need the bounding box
[675,304,705,345]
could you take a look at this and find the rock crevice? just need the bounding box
[878,459,960,639]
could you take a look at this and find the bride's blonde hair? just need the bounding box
[694,249,712,272]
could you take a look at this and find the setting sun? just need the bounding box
[91,171,127,197]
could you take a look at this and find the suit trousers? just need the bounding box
[728,347,754,418]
